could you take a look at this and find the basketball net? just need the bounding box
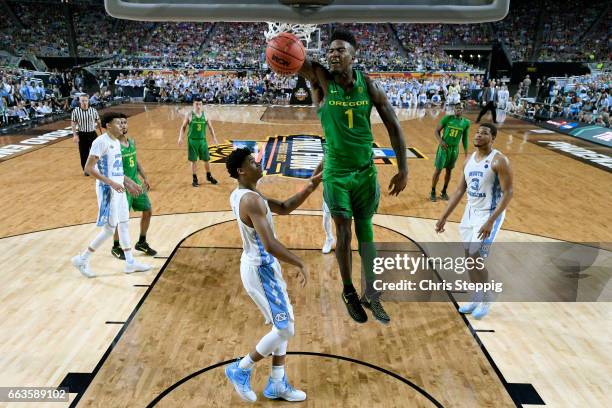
[264,22,318,50]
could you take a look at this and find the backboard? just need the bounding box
[104,0,510,23]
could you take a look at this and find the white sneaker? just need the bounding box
[72,254,95,278]
[263,375,306,402]
[124,260,152,274]
[322,237,335,254]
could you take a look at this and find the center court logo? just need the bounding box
[208,135,425,177]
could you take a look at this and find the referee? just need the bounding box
[71,94,101,174]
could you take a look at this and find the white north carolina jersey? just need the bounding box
[230,188,277,266]
[464,149,502,212]
[89,133,124,188]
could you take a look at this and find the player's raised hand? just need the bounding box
[388,171,408,196]
[435,217,446,233]
[295,264,308,288]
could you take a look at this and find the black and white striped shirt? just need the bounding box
[71,107,99,133]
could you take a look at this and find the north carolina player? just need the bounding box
[224,147,321,403]
[71,112,152,278]
[435,123,513,319]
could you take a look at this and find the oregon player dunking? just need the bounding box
[110,116,157,259]
[300,29,408,324]
[430,103,470,202]
[178,98,219,187]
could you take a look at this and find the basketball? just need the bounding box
[266,32,305,75]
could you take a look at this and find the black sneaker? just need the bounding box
[111,246,125,260]
[135,241,158,256]
[430,192,437,202]
[361,293,390,325]
[440,192,449,200]
[192,179,199,187]
[341,291,368,323]
[207,174,218,185]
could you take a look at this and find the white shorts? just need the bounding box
[96,185,130,227]
[240,260,294,329]
[459,206,505,257]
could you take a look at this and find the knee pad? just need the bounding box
[273,322,295,341]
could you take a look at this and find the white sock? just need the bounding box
[271,365,285,381]
[239,354,255,370]
[124,249,134,263]
[82,249,93,260]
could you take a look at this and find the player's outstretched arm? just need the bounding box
[264,171,322,215]
[366,76,408,195]
[478,154,513,239]
[435,162,468,233]
[243,194,308,286]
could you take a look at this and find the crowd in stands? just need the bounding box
[4,1,70,57]
[538,0,609,62]
[0,68,115,128]
[393,24,482,71]
[492,0,538,61]
[507,74,611,127]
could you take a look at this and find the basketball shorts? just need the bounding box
[96,184,130,227]
[240,260,294,330]
[126,178,151,212]
[323,164,380,220]
[459,206,505,258]
[434,145,459,170]
[188,138,210,162]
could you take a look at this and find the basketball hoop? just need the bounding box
[265,22,319,51]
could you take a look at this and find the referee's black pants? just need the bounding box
[476,102,497,123]
[78,131,97,170]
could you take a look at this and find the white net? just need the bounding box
[264,22,319,51]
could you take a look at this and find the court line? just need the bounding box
[146,352,445,408]
[66,214,521,406]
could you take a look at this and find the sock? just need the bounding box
[206,172,212,179]
[441,186,447,194]
[471,290,484,303]
[138,235,146,244]
[431,187,436,195]
[124,249,134,263]
[113,240,120,248]
[343,283,355,293]
[82,249,93,260]
[239,354,255,370]
[192,174,198,181]
[271,365,285,381]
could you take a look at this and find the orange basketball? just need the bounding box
[266,32,305,75]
